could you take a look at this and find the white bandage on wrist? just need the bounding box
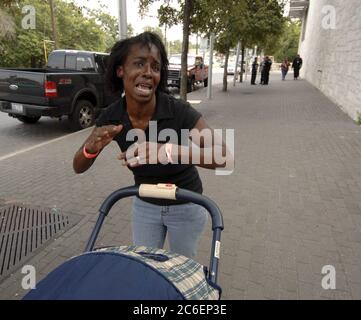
[165,143,173,164]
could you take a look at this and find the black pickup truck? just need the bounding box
[0,50,118,130]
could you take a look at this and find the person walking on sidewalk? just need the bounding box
[263,56,272,85]
[292,54,303,80]
[281,58,290,81]
[251,57,259,85]
[73,32,232,259]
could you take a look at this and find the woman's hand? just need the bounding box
[118,142,170,167]
[84,124,123,154]
[73,124,123,174]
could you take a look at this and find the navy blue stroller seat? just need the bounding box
[23,184,223,300]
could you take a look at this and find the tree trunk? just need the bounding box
[222,49,230,92]
[30,55,36,68]
[239,45,245,83]
[180,0,193,101]
[49,0,58,49]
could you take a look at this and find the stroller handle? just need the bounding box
[84,184,224,283]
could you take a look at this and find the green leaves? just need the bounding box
[272,20,301,62]
[0,0,120,67]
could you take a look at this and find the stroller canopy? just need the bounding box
[23,246,220,300]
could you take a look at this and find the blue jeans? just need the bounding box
[132,197,208,258]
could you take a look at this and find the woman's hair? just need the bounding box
[105,32,169,94]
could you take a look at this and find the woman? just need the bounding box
[281,58,290,81]
[73,32,232,259]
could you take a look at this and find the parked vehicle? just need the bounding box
[0,50,118,130]
[167,54,208,92]
[221,58,241,76]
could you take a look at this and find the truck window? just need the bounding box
[65,55,76,70]
[94,54,109,74]
[76,55,95,71]
[47,51,65,69]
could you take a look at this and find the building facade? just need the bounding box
[290,0,361,121]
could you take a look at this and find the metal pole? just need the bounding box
[118,0,128,40]
[196,33,199,55]
[207,33,214,100]
[233,42,240,86]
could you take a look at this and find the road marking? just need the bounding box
[188,100,202,104]
[0,127,93,162]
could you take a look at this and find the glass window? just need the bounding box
[94,54,109,73]
[76,55,95,71]
[47,51,65,69]
[65,55,76,70]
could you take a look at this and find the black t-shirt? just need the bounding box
[292,57,303,69]
[95,91,203,205]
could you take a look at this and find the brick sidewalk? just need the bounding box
[1,74,361,299]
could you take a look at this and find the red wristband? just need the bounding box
[83,145,99,159]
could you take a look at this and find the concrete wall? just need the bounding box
[299,0,361,121]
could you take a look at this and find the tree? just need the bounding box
[193,0,247,91]
[143,26,164,42]
[0,0,120,68]
[139,0,194,100]
[169,40,182,54]
[271,20,301,62]
[85,6,120,51]
[128,23,134,37]
[193,0,286,89]
[0,0,23,41]
[0,8,16,39]
[180,0,193,99]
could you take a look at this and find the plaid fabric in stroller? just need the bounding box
[97,246,220,300]
[23,246,219,300]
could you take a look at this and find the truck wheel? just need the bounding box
[70,100,95,130]
[17,116,41,124]
[204,78,208,87]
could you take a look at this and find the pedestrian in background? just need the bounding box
[263,56,272,85]
[251,57,259,85]
[259,57,265,85]
[292,54,303,80]
[281,58,290,81]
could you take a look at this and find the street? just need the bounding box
[0,112,73,158]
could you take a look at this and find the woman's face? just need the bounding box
[117,43,161,104]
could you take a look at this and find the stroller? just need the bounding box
[23,184,224,300]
